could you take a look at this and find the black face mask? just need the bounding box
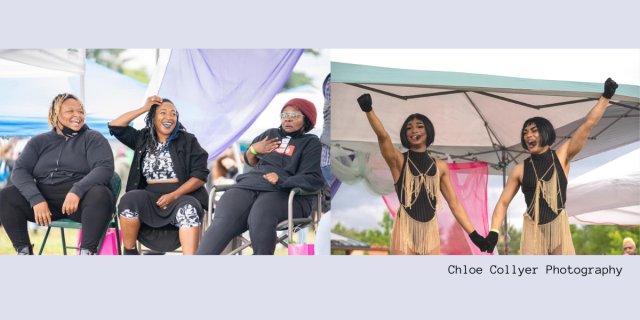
[58,121,88,138]
[278,125,305,138]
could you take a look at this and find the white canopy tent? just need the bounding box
[0,49,86,100]
[331,49,640,252]
[567,149,640,226]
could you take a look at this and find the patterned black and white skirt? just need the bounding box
[118,183,203,252]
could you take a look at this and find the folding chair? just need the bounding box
[206,185,323,255]
[38,172,122,255]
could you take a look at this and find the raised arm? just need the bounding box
[109,95,159,127]
[557,78,618,165]
[357,94,404,181]
[486,163,523,252]
[437,160,487,251]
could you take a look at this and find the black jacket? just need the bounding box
[236,128,324,192]
[108,124,209,210]
[12,127,114,206]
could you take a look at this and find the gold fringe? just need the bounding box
[540,169,559,215]
[391,206,440,255]
[521,209,575,255]
[403,157,442,211]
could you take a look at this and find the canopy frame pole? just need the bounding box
[591,103,639,139]
[502,149,508,255]
[430,150,499,167]
[347,83,407,100]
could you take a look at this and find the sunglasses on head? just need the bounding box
[280,112,304,120]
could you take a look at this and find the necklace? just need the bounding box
[400,151,441,211]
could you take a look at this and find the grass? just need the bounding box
[0,226,80,255]
[1,225,317,255]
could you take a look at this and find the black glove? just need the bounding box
[357,93,373,112]
[469,231,487,252]
[602,78,618,99]
[486,230,499,253]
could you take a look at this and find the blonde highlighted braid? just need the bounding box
[47,93,85,128]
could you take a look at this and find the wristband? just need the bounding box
[490,228,499,234]
[250,145,258,155]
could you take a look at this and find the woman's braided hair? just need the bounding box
[143,98,185,155]
[47,93,85,129]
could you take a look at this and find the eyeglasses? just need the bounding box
[280,112,304,120]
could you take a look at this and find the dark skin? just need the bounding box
[109,95,205,255]
[246,105,306,185]
[490,96,613,248]
[364,110,478,255]
[34,98,85,226]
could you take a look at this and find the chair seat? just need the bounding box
[49,218,118,229]
[49,219,82,229]
[275,218,314,231]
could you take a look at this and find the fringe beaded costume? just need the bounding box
[391,150,442,255]
[521,149,575,255]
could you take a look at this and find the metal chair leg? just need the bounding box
[60,228,67,255]
[38,227,52,255]
[115,225,122,255]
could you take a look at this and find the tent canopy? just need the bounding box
[0,49,86,78]
[567,149,640,226]
[332,52,640,175]
[0,59,147,138]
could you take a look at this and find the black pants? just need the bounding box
[196,188,312,255]
[0,181,115,252]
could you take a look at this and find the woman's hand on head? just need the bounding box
[252,136,281,154]
[143,95,163,112]
[263,172,279,185]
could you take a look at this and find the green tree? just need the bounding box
[496,224,522,255]
[86,49,150,84]
[281,49,324,91]
[331,210,394,255]
[571,225,638,255]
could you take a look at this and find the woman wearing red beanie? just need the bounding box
[196,98,324,255]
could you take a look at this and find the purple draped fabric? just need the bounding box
[157,49,304,160]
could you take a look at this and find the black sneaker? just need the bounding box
[124,247,140,255]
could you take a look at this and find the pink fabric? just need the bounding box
[288,244,315,255]
[383,161,492,255]
[76,229,121,255]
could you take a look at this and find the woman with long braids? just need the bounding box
[0,93,115,255]
[196,98,324,255]
[486,78,619,255]
[108,96,209,255]
[357,94,488,255]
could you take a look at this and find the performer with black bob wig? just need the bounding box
[357,93,488,255]
[109,96,209,255]
[196,98,325,255]
[0,93,115,255]
[486,78,619,255]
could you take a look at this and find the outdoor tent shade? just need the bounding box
[566,149,640,226]
[332,62,640,175]
[331,52,640,253]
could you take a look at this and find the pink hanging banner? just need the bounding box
[383,161,491,255]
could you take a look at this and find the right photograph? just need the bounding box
[329,49,640,255]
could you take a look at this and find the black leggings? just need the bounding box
[196,188,312,255]
[0,181,115,252]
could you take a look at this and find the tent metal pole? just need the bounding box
[502,149,508,255]
[474,91,539,109]
[609,101,640,111]
[591,104,638,139]
[347,83,407,100]
[79,75,85,103]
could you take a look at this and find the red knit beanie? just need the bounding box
[281,98,317,129]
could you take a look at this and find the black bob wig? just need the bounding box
[400,113,435,149]
[520,117,556,150]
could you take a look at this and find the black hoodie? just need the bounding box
[235,128,324,192]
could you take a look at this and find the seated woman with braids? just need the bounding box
[108,96,209,255]
[0,93,115,255]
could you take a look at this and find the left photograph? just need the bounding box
[0,49,331,255]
